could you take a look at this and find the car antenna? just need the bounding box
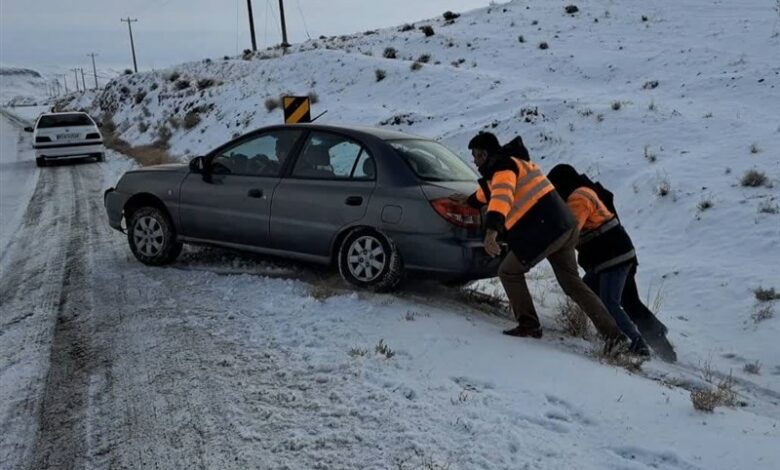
[310,110,328,122]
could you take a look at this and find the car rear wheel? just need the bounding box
[338,228,402,292]
[127,206,182,266]
[36,158,46,167]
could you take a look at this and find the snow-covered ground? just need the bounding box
[3,0,780,468]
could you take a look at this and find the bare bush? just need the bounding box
[418,54,431,63]
[242,49,253,60]
[751,304,775,323]
[138,121,149,133]
[758,201,779,214]
[743,361,761,375]
[349,347,368,358]
[375,69,387,82]
[565,5,579,15]
[420,25,435,37]
[443,11,460,21]
[399,23,414,32]
[383,47,398,59]
[750,143,761,154]
[134,91,146,105]
[183,110,201,130]
[265,97,280,112]
[657,178,671,197]
[538,41,549,50]
[754,286,780,302]
[740,169,768,187]
[174,80,190,90]
[691,375,736,412]
[642,80,659,90]
[697,196,714,212]
[556,298,591,338]
[197,78,216,90]
[307,91,319,104]
[518,35,525,43]
[611,101,622,111]
[375,339,395,358]
[644,145,657,163]
[410,61,423,71]
[168,72,180,82]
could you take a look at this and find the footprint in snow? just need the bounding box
[610,446,702,470]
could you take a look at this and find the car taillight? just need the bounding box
[86,133,100,139]
[430,198,481,228]
[35,136,51,143]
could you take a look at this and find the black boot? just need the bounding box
[628,337,651,357]
[503,325,543,338]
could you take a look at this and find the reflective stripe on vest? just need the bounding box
[503,158,554,229]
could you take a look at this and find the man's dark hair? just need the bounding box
[468,132,501,155]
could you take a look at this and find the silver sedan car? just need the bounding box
[105,124,500,290]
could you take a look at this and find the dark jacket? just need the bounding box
[547,164,637,273]
[469,155,574,266]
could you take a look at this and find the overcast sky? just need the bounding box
[1,0,496,72]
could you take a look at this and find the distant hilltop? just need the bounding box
[0,66,43,78]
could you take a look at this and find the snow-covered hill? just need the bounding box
[49,0,780,466]
[0,65,50,105]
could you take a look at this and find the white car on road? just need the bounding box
[25,112,105,167]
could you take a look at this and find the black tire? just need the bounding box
[36,158,46,167]
[127,206,182,266]
[95,153,105,162]
[338,228,402,292]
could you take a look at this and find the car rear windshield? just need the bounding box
[37,113,94,128]
[389,139,477,182]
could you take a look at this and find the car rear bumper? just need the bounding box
[392,232,502,281]
[35,143,104,159]
[104,187,127,232]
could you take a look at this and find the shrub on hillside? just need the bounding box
[417,54,431,63]
[138,121,149,133]
[743,361,761,375]
[134,91,146,105]
[754,287,780,302]
[383,47,397,59]
[375,69,387,82]
[242,49,253,60]
[308,91,319,104]
[398,23,415,32]
[556,298,591,339]
[174,80,190,90]
[565,5,580,15]
[410,61,423,71]
[420,25,435,37]
[539,41,549,50]
[740,169,768,187]
[443,11,461,21]
[197,78,216,90]
[691,375,736,412]
[168,72,181,82]
[643,80,659,89]
[265,97,280,112]
[183,110,201,130]
[123,69,133,75]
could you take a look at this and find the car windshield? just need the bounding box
[37,113,93,128]
[389,139,477,182]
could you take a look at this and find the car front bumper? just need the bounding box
[35,143,104,160]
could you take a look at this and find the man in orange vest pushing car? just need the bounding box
[451,132,626,353]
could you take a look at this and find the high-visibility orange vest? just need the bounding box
[475,158,555,230]
[567,187,616,232]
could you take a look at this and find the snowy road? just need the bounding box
[1,113,778,469]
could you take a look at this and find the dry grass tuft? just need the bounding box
[691,374,737,412]
[555,298,591,339]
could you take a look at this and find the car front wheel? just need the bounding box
[338,228,402,292]
[127,206,182,265]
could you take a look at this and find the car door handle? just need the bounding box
[345,196,363,206]
[247,188,264,198]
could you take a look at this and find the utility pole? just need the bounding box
[246,0,258,51]
[80,68,87,91]
[278,0,290,49]
[71,68,80,92]
[121,17,139,73]
[87,53,99,89]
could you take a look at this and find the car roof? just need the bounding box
[281,123,423,141]
[39,111,90,117]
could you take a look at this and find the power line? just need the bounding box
[295,0,311,40]
[121,17,139,73]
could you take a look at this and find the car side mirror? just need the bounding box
[189,156,205,173]
[23,126,33,132]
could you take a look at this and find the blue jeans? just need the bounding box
[583,263,642,342]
